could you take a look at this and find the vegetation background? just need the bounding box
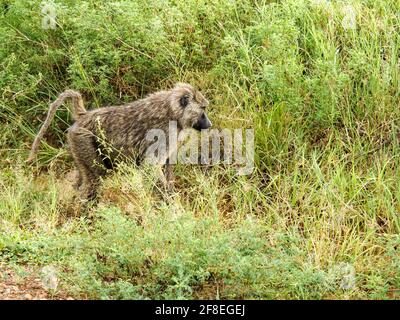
[0,0,399,299]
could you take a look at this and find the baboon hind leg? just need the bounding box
[67,128,107,200]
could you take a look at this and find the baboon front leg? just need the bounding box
[67,128,107,200]
[164,161,174,191]
[72,170,83,190]
[160,144,177,192]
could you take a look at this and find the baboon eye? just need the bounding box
[180,95,189,108]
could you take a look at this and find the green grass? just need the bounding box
[0,0,400,299]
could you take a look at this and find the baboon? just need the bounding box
[27,83,212,200]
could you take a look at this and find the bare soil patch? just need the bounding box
[0,264,74,300]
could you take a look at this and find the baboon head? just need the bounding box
[169,83,212,131]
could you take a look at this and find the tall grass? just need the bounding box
[0,0,399,299]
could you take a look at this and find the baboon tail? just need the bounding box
[63,89,86,119]
[26,89,86,163]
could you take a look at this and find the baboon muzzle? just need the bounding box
[193,113,212,131]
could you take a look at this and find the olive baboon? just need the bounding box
[27,83,212,199]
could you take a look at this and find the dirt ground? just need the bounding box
[0,264,74,300]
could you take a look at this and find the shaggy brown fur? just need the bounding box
[27,83,211,200]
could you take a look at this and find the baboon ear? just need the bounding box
[180,95,189,108]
